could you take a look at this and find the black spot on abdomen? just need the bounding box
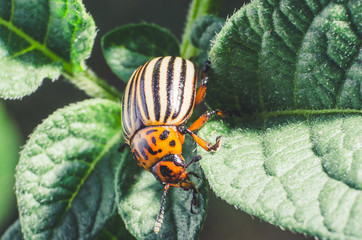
[138,138,158,160]
[169,140,176,147]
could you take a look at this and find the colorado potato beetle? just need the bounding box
[121,56,222,234]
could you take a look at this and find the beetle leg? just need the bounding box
[167,183,181,188]
[185,128,221,152]
[194,60,211,106]
[179,181,199,213]
[188,109,224,132]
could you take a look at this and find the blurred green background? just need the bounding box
[1,1,313,239]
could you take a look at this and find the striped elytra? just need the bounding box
[121,56,197,145]
[121,56,222,234]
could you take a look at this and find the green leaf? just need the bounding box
[1,220,24,240]
[199,0,362,239]
[180,0,224,59]
[199,115,362,240]
[190,15,225,51]
[16,99,124,239]
[94,214,136,240]
[115,139,208,240]
[207,0,361,113]
[0,103,20,228]
[101,23,179,83]
[0,0,96,99]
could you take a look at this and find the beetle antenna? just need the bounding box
[154,184,170,234]
[186,155,202,168]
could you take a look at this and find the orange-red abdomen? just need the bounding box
[130,126,184,170]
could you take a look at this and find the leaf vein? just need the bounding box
[278,179,298,218]
[272,10,300,54]
[89,170,103,234]
[292,1,328,108]
[244,7,263,38]
[10,0,14,22]
[334,46,361,108]
[42,0,52,45]
[49,130,123,238]
[11,45,36,58]
[241,3,265,112]
[342,193,360,237]
[0,17,73,71]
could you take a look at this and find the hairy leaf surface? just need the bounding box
[0,0,96,99]
[208,0,361,113]
[201,0,362,239]
[190,15,224,51]
[16,99,123,239]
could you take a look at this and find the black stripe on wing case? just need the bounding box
[121,97,131,137]
[152,57,163,122]
[164,57,175,122]
[139,61,151,120]
[127,70,138,127]
[133,66,143,130]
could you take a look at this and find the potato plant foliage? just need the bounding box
[0,0,361,240]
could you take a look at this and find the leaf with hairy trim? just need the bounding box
[16,99,124,239]
[200,0,362,239]
[0,0,96,99]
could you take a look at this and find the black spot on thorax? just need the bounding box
[159,130,170,140]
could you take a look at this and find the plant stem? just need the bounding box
[63,68,122,102]
[180,0,224,59]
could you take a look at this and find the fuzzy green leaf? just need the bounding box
[1,220,24,240]
[180,0,224,59]
[115,139,208,240]
[16,99,124,239]
[0,103,20,228]
[190,15,224,50]
[200,115,362,240]
[200,0,362,239]
[0,0,96,99]
[208,0,361,113]
[101,23,180,82]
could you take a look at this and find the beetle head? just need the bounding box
[151,154,188,184]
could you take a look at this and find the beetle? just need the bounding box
[121,56,222,234]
